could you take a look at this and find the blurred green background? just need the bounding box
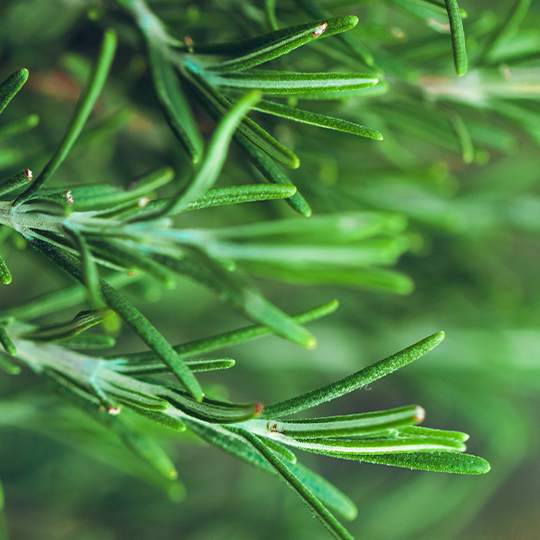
[1,0,540,538]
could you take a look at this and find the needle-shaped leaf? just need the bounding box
[49,167,175,212]
[131,408,186,432]
[0,324,17,356]
[21,308,114,342]
[164,91,264,214]
[99,380,171,411]
[233,133,311,215]
[176,16,358,56]
[185,69,300,168]
[444,0,468,76]
[287,461,358,521]
[113,357,235,375]
[260,432,466,458]
[0,169,33,198]
[398,425,470,443]
[359,451,491,474]
[163,388,262,424]
[203,16,358,72]
[176,183,297,211]
[208,70,379,95]
[252,98,383,140]
[249,405,424,438]
[234,428,355,540]
[146,39,203,163]
[262,331,445,418]
[85,237,176,289]
[0,69,28,115]
[14,29,118,205]
[28,238,203,402]
[0,254,12,285]
[151,248,317,349]
[111,300,337,364]
[60,334,116,350]
[63,227,103,307]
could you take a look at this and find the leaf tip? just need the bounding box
[414,405,425,423]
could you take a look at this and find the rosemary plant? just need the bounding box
[5,0,540,537]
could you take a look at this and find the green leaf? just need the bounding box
[172,184,298,212]
[252,98,383,140]
[444,0,468,76]
[262,331,445,418]
[85,237,176,289]
[14,29,118,205]
[112,300,338,364]
[235,429,355,540]
[56,167,175,212]
[0,325,17,356]
[63,227,103,308]
[113,357,236,375]
[233,134,312,215]
[163,388,263,424]
[164,91,264,214]
[146,39,203,163]
[0,169,33,198]
[208,70,378,95]
[250,404,424,438]
[0,69,28,115]
[359,451,491,474]
[60,333,116,350]
[21,308,114,342]
[185,70,300,168]
[259,432,466,458]
[0,253,12,285]
[287,461,358,521]
[203,16,359,72]
[176,16,358,55]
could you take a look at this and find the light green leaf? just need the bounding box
[209,70,378,95]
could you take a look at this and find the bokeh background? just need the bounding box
[1,0,540,539]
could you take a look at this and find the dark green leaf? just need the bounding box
[253,98,383,139]
[262,332,445,417]
[444,0,468,76]
[203,16,359,72]
[359,451,491,474]
[0,69,28,115]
